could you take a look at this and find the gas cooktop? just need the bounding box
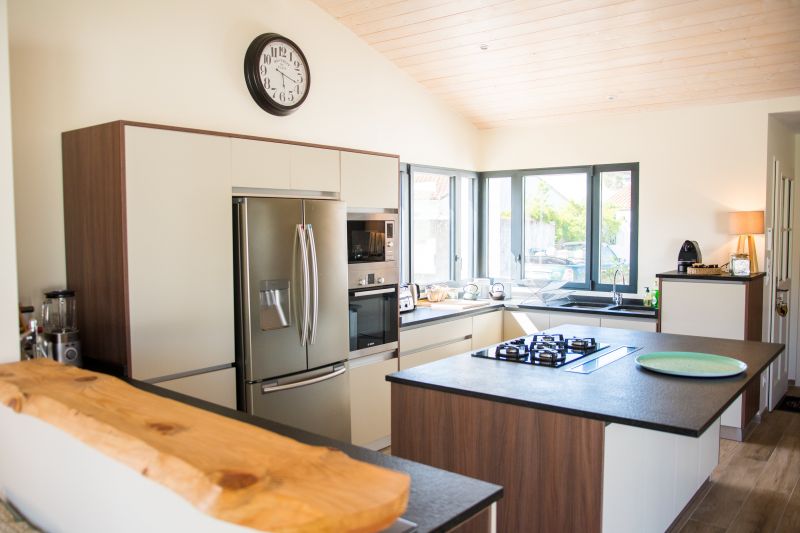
[471,333,610,368]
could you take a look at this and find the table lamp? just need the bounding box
[728,210,764,273]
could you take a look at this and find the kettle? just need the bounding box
[463,283,479,300]
[489,282,506,301]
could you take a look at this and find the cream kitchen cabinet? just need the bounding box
[600,316,657,332]
[290,144,340,192]
[231,138,340,193]
[340,151,399,209]
[349,352,398,450]
[503,310,550,338]
[231,137,291,190]
[156,367,237,410]
[399,317,472,371]
[549,311,602,328]
[471,310,504,349]
[62,122,236,410]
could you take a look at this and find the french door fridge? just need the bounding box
[233,197,351,441]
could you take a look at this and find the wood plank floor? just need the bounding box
[670,386,800,533]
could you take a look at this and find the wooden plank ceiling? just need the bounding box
[313,0,800,129]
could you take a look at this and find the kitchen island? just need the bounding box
[388,325,784,533]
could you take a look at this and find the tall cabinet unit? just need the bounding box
[62,122,236,408]
[657,271,766,441]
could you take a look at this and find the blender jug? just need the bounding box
[41,289,82,366]
[42,290,77,333]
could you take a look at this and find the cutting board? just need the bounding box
[416,299,492,311]
[0,360,409,532]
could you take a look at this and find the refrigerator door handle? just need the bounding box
[260,365,346,394]
[296,224,310,347]
[238,200,253,370]
[307,224,319,345]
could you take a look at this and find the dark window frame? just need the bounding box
[400,163,479,285]
[479,163,639,293]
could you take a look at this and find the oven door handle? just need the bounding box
[353,287,396,297]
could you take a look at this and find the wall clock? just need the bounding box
[244,33,310,116]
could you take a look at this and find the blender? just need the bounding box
[41,289,82,366]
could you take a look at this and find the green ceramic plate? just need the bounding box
[635,351,747,378]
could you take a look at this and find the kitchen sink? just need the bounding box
[559,302,611,309]
[607,305,654,313]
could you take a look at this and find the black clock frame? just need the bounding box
[244,33,310,116]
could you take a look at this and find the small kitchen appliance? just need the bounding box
[677,240,702,272]
[40,289,82,366]
[398,285,415,313]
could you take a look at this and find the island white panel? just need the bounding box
[602,419,720,533]
[0,404,252,533]
[660,280,746,339]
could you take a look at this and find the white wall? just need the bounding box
[8,0,479,308]
[480,96,800,296]
[0,0,19,363]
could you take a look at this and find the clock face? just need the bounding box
[244,34,311,116]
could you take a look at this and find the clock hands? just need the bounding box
[277,69,299,85]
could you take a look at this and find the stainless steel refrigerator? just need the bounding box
[233,197,351,442]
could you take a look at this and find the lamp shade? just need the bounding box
[728,211,764,235]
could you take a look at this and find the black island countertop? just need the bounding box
[132,380,502,533]
[387,324,784,437]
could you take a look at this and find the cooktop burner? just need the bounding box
[472,334,610,368]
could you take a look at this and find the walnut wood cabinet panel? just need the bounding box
[392,383,604,532]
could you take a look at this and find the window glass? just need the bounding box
[523,172,588,283]
[598,170,632,284]
[412,171,451,284]
[487,177,515,279]
[457,177,474,281]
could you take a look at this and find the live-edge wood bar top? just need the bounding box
[387,325,784,437]
[0,360,410,533]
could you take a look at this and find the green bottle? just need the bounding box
[652,280,660,309]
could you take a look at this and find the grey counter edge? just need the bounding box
[400,301,657,330]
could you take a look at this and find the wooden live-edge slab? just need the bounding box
[0,360,410,532]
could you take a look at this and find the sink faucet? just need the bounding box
[612,269,625,306]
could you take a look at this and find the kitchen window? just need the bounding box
[400,164,478,285]
[480,163,638,292]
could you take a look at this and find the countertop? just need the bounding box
[657,270,766,282]
[400,297,657,330]
[387,324,784,437]
[132,380,502,533]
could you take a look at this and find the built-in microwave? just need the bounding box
[346,213,397,265]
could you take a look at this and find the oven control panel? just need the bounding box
[348,265,398,290]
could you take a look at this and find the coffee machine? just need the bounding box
[41,289,82,366]
[677,240,702,273]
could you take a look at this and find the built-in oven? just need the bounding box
[348,284,398,359]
